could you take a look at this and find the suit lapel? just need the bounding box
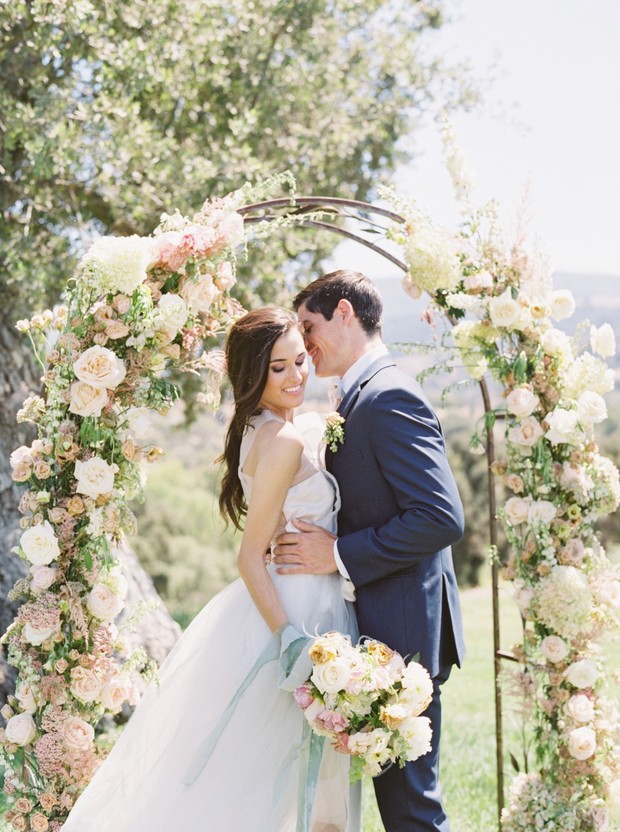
[337,354,395,419]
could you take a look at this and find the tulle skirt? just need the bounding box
[63,567,360,832]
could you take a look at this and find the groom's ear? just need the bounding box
[335,298,355,325]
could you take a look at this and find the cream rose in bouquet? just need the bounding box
[294,632,433,780]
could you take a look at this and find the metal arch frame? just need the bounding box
[238,195,509,827]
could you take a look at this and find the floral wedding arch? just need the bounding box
[2,150,620,832]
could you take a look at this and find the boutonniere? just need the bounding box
[323,411,345,453]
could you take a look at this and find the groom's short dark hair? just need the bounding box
[293,270,383,335]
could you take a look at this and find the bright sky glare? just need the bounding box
[331,0,620,280]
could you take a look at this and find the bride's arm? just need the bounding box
[237,421,304,633]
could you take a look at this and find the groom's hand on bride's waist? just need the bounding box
[272,519,338,575]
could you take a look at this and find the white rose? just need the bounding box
[590,323,616,358]
[541,327,572,358]
[69,381,109,418]
[5,712,36,746]
[87,583,124,622]
[100,676,131,713]
[74,457,116,499]
[545,408,581,445]
[540,636,568,664]
[74,345,126,390]
[10,446,33,469]
[564,659,598,689]
[489,289,529,330]
[63,716,95,751]
[124,407,153,440]
[70,667,102,703]
[568,725,596,760]
[311,658,351,694]
[506,388,539,419]
[399,715,433,761]
[576,391,607,425]
[528,500,557,525]
[29,565,58,594]
[565,694,595,724]
[550,289,576,321]
[156,293,188,331]
[179,274,217,313]
[596,580,620,608]
[15,682,38,713]
[504,496,531,526]
[23,623,56,646]
[20,521,60,566]
[508,416,543,452]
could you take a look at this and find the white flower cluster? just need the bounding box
[533,566,593,639]
[80,235,152,297]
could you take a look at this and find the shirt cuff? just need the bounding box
[334,540,356,602]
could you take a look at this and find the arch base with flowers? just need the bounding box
[2,167,620,832]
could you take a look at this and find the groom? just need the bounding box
[273,270,466,832]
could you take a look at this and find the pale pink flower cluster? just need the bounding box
[294,632,432,779]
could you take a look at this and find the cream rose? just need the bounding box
[63,716,95,751]
[124,406,153,440]
[16,682,38,713]
[215,260,236,291]
[508,416,543,452]
[30,813,49,832]
[545,408,581,445]
[23,623,56,646]
[380,703,409,729]
[489,289,530,330]
[565,694,595,723]
[559,538,586,566]
[504,496,531,526]
[179,274,217,313]
[100,676,131,713]
[73,345,126,390]
[400,715,433,761]
[528,500,557,525]
[399,662,434,715]
[87,583,124,622]
[568,725,596,760]
[564,659,598,689]
[541,327,572,357]
[576,391,607,425]
[506,388,539,419]
[69,381,109,418]
[19,521,60,565]
[70,667,102,703]
[540,635,568,663]
[74,456,116,499]
[156,293,188,331]
[311,658,351,694]
[590,323,616,358]
[550,289,576,321]
[5,712,36,746]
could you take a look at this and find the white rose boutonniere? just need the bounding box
[323,412,345,453]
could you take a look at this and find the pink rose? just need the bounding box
[315,709,349,733]
[293,685,315,710]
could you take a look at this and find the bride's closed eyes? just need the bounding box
[270,355,307,374]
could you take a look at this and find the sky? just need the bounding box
[330,0,620,282]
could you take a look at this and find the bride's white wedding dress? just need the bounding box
[62,409,360,832]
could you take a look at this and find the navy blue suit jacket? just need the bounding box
[326,354,466,678]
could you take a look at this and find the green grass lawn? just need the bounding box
[362,584,620,832]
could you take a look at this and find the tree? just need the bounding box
[0,0,474,698]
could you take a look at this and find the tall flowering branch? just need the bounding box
[385,125,620,830]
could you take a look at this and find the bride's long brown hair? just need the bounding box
[219,307,298,529]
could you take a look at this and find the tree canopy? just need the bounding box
[1,0,475,314]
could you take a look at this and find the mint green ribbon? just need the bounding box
[182,636,280,786]
[296,719,325,832]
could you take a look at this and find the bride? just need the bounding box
[62,307,360,832]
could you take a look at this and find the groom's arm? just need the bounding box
[337,386,464,588]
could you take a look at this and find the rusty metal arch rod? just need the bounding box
[239,195,505,826]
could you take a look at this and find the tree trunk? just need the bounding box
[0,320,180,705]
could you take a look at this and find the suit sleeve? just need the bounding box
[337,386,464,587]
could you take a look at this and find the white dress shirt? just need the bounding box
[332,344,389,594]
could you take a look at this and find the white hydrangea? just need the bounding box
[533,566,592,639]
[563,352,614,400]
[80,235,151,296]
[402,212,463,296]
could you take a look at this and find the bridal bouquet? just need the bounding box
[294,632,433,780]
